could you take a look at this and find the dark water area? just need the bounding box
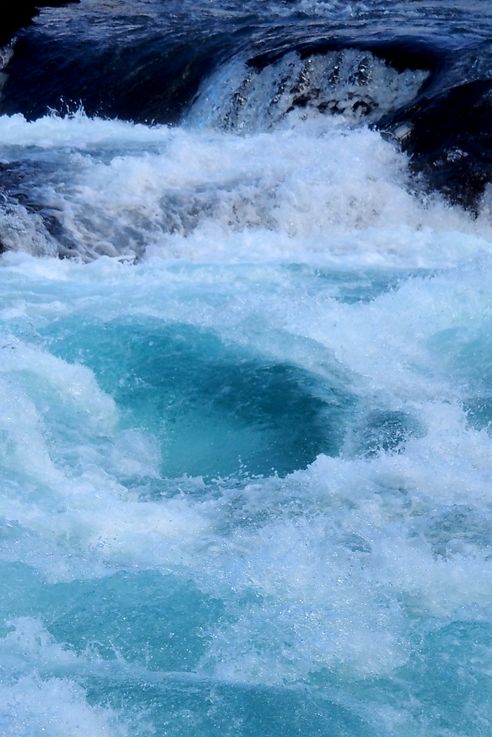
[4,0,492,122]
[2,0,492,207]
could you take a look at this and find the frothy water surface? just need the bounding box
[1,2,492,736]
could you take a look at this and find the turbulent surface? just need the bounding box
[1,2,492,737]
[2,0,492,206]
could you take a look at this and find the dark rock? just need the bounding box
[0,1,79,47]
[382,80,492,211]
[243,37,492,210]
[251,35,446,78]
[279,39,492,210]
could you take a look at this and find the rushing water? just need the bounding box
[1,2,492,736]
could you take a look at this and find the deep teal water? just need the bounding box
[0,74,491,735]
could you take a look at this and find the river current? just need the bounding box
[1,2,492,736]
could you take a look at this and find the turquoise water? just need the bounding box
[0,110,492,736]
[44,317,354,479]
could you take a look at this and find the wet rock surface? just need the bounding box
[385,80,492,210]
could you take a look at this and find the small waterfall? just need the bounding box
[189,48,429,131]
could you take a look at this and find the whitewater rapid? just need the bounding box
[1,112,491,263]
[1,65,492,737]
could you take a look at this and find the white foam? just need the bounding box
[0,111,170,149]
[194,399,492,683]
[0,113,490,264]
[0,330,211,580]
[1,252,492,685]
[0,675,128,737]
[1,107,492,698]
[0,619,128,737]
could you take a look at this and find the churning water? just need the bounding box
[1,1,492,736]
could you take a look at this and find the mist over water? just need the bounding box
[1,2,492,736]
